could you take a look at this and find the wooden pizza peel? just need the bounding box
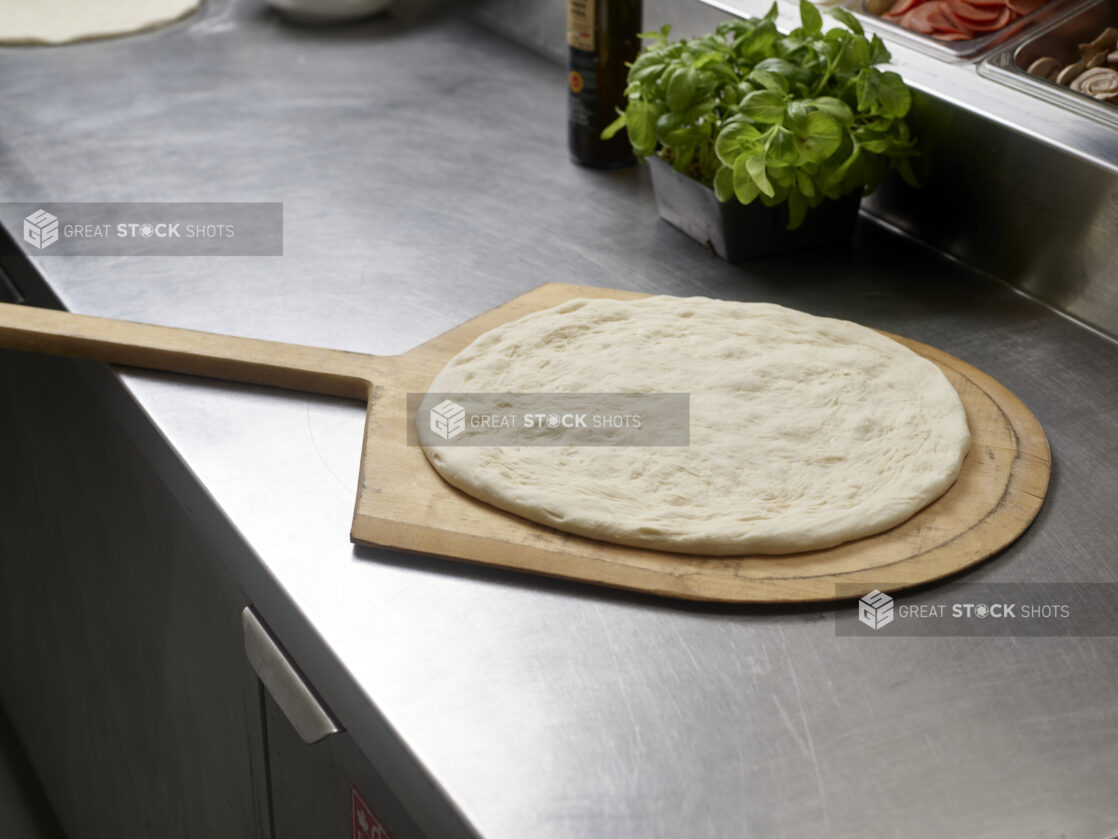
[0,283,1050,602]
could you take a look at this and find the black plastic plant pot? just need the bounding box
[647,155,862,262]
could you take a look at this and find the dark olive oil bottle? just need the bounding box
[567,0,641,168]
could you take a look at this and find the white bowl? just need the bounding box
[268,0,394,23]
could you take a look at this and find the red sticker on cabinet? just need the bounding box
[351,785,392,839]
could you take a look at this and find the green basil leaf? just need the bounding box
[815,37,840,65]
[628,52,666,84]
[869,33,891,65]
[730,30,755,54]
[741,90,787,124]
[662,128,695,147]
[666,67,697,112]
[759,182,789,206]
[692,52,721,70]
[749,69,789,94]
[796,170,816,197]
[856,69,878,113]
[718,19,745,39]
[683,99,717,123]
[735,20,779,62]
[875,71,912,118]
[822,145,861,192]
[720,114,754,132]
[732,155,762,204]
[795,110,842,162]
[838,36,872,74]
[768,163,796,186]
[656,110,682,133]
[709,62,741,85]
[799,0,823,36]
[746,153,775,197]
[714,121,764,164]
[768,127,799,165]
[785,100,809,129]
[781,34,809,54]
[638,24,671,47]
[858,137,893,153]
[810,96,854,126]
[828,7,863,35]
[600,112,627,141]
[753,57,802,79]
[625,100,661,156]
[714,165,735,202]
[857,69,911,118]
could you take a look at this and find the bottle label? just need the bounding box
[568,49,598,129]
[566,0,595,50]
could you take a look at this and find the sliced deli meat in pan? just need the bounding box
[951,1,1002,23]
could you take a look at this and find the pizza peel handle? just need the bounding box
[0,301,377,400]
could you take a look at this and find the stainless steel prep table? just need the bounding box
[1,0,1117,837]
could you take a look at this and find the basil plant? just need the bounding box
[603,0,920,228]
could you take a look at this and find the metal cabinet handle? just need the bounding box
[242,607,341,744]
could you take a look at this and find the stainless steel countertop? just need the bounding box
[2,1,1117,837]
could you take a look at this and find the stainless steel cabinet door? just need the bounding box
[0,345,270,839]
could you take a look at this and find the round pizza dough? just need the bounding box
[0,0,201,46]
[421,296,971,556]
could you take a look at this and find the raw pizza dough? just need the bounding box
[0,0,201,46]
[421,296,971,556]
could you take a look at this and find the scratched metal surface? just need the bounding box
[1,1,1117,836]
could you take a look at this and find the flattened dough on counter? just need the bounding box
[420,296,971,556]
[0,0,201,45]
